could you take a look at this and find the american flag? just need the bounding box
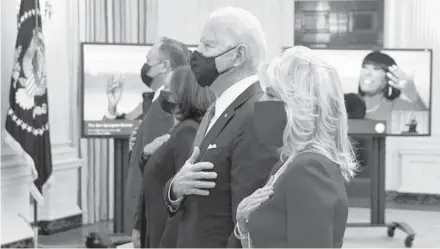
[2,0,53,205]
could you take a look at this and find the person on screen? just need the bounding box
[135,66,215,248]
[104,76,156,121]
[125,37,192,243]
[104,46,191,121]
[358,51,427,124]
[105,51,194,121]
[234,46,357,248]
[405,114,418,133]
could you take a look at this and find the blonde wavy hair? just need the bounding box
[261,46,358,181]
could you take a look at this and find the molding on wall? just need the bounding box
[51,142,80,167]
[398,135,440,149]
[0,164,33,187]
[52,151,83,173]
[396,147,440,194]
[385,136,440,191]
[398,149,440,156]
[37,214,82,235]
[1,180,36,246]
[35,144,83,222]
[386,191,440,205]
[1,142,81,187]
[1,238,33,248]
[66,0,81,152]
[2,140,74,157]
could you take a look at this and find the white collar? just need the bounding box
[213,74,258,120]
[152,85,166,102]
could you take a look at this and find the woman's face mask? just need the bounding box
[253,101,287,149]
[158,91,178,114]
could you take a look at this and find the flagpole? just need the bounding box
[33,0,40,248]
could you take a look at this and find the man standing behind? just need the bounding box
[164,7,279,248]
[123,37,191,242]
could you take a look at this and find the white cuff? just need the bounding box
[105,111,117,119]
[167,177,183,212]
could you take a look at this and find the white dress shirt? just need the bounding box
[152,85,165,102]
[167,74,258,210]
[205,74,258,134]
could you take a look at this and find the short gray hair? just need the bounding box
[158,37,191,69]
[209,7,267,72]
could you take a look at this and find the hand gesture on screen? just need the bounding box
[143,133,171,157]
[107,74,125,115]
[171,147,217,199]
[387,65,420,102]
[236,175,275,225]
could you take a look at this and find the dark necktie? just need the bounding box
[193,104,216,147]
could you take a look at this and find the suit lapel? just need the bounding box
[199,82,262,154]
[199,109,235,153]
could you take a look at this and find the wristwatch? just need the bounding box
[105,111,117,119]
[105,111,126,119]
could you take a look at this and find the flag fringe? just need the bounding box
[2,129,44,205]
[30,183,44,205]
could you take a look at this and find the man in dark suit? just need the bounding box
[122,37,191,246]
[163,7,279,248]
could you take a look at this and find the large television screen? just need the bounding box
[283,48,433,136]
[80,43,197,138]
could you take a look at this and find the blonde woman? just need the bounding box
[235,46,358,248]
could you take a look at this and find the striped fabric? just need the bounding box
[80,0,157,43]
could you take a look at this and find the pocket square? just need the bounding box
[207,144,217,150]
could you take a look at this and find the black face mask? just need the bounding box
[159,91,177,114]
[190,46,236,87]
[140,63,153,87]
[140,62,164,87]
[253,101,287,149]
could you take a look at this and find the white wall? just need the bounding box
[383,0,440,193]
[1,0,35,244]
[156,0,294,61]
[1,0,82,245]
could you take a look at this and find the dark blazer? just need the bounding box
[136,119,199,248]
[163,82,279,248]
[124,92,174,233]
[247,152,348,248]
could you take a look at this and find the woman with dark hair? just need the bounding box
[134,65,216,248]
[358,51,427,124]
